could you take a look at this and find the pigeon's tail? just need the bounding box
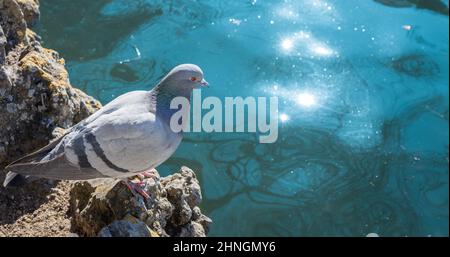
[2,136,66,187]
[2,172,36,187]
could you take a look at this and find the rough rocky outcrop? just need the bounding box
[0,0,211,237]
[70,167,211,237]
[15,0,39,27]
[0,0,102,166]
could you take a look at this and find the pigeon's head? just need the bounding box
[162,64,209,89]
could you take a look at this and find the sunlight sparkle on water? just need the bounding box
[280,113,290,122]
[279,31,336,57]
[296,92,317,107]
[276,5,299,20]
[311,44,333,56]
[281,38,294,52]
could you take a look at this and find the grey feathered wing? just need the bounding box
[3,91,160,186]
[5,135,66,168]
[3,133,105,187]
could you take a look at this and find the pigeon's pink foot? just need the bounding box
[123,179,150,199]
[137,168,158,180]
[122,169,157,199]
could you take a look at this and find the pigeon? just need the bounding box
[3,64,209,195]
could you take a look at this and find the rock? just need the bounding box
[0,0,211,238]
[162,166,203,227]
[15,0,40,27]
[179,221,206,237]
[98,214,159,237]
[0,0,102,166]
[69,167,211,237]
[0,0,29,49]
[163,166,202,208]
[192,206,213,235]
[69,178,138,236]
[0,25,6,64]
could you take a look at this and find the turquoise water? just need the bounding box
[37,0,449,236]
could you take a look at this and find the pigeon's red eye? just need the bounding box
[190,77,197,82]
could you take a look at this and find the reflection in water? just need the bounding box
[110,63,140,82]
[180,95,448,236]
[389,53,440,77]
[38,0,162,61]
[37,0,449,236]
[374,0,449,16]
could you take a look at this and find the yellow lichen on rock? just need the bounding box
[25,28,37,41]
[1,0,101,165]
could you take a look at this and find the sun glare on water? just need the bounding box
[280,38,294,52]
[296,92,317,107]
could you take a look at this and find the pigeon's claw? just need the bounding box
[123,169,158,199]
[137,169,158,180]
[123,180,150,199]
[143,169,157,178]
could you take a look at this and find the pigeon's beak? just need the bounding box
[200,78,209,88]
